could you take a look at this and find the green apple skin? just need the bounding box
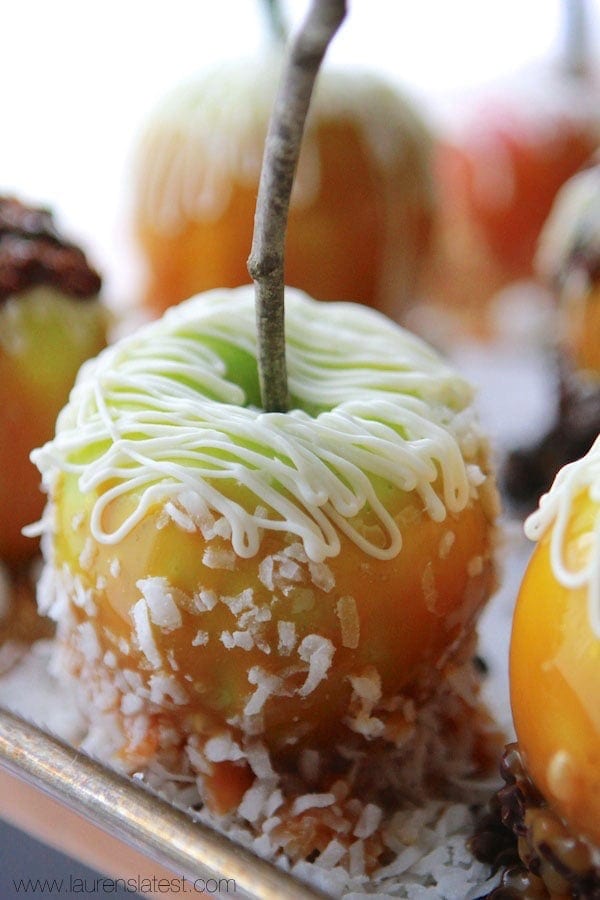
[0,287,107,567]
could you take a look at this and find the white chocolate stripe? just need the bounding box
[32,288,487,564]
[525,436,600,636]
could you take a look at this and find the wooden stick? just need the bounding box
[261,0,289,45]
[248,0,347,412]
[562,0,589,78]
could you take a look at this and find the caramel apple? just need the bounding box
[504,162,600,508]
[537,161,600,377]
[421,2,600,341]
[132,57,436,321]
[477,439,600,897]
[0,197,107,569]
[30,285,500,863]
[440,88,598,285]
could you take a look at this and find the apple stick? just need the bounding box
[260,0,289,45]
[248,0,346,413]
[562,0,590,78]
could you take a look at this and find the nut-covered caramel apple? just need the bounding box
[478,439,600,898]
[0,197,107,569]
[132,58,436,321]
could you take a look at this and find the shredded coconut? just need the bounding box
[148,673,188,705]
[131,599,162,669]
[244,667,283,716]
[204,733,245,763]
[291,792,336,815]
[297,635,335,696]
[203,546,237,570]
[277,620,297,655]
[137,578,183,631]
[336,596,360,649]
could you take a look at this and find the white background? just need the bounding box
[1,0,599,303]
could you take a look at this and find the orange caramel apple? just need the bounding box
[132,59,436,322]
[502,162,600,509]
[50,463,495,758]
[0,197,107,568]
[536,161,600,378]
[510,441,600,852]
[31,288,499,821]
[473,441,600,897]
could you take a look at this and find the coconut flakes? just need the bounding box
[78,537,96,571]
[103,650,117,669]
[315,839,347,870]
[238,781,272,823]
[244,667,283,716]
[203,546,236,570]
[72,577,97,617]
[131,598,162,669]
[309,560,335,592]
[468,555,484,577]
[204,733,245,763]
[194,589,218,612]
[221,588,255,617]
[121,692,144,715]
[336,595,360,649]
[297,635,335,697]
[291,792,336,815]
[438,530,456,560]
[258,556,275,591]
[137,577,183,631]
[148,673,188,705]
[422,562,438,613]
[76,622,101,663]
[353,803,383,839]
[277,620,297,655]
[245,741,277,780]
[220,630,254,651]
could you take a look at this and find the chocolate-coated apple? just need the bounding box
[0,197,107,567]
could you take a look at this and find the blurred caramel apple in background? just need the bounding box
[438,87,597,285]
[0,197,108,569]
[131,55,436,321]
[504,160,600,507]
[417,0,600,340]
[538,160,600,376]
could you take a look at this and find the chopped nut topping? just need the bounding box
[0,196,101,303]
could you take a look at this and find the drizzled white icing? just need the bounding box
[134,57,432,233]
[32,287,487,564]
[525,436,600,636]
[536,164,600,289]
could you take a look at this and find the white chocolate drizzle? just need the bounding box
[32,287,488,564]
[536,164,600,290]
[525,436,600,636]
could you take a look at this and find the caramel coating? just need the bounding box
[51,468,496,759]
[510,490,600,850]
